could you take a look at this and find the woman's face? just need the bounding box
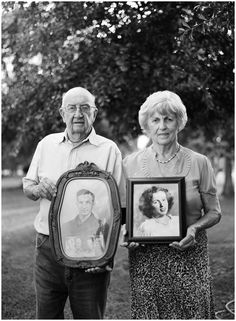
[146,110,178,146]
[152,191,168,216]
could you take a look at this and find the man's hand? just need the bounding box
[85,265,113,273]
[169,226,197,251]
[120,225,140,249]
[34,177,57,201]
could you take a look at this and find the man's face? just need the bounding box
[77,194,94,218]
[60,90,97,140]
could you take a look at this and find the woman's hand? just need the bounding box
[120,225,140,249]
[169,226,197,251]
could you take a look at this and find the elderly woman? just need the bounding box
[122,90,221,319]
[138,186,179,237]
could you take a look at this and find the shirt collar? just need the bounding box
[59,127,100,146]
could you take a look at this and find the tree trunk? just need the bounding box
[222,156,234,197]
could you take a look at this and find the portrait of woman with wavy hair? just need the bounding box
[138,186,179,237]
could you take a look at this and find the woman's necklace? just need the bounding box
[155,144,181,164]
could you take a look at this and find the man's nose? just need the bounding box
[74,107,83,116]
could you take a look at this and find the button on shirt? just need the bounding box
[23,128,126,235]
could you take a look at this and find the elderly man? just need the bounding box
[23,87,125,319]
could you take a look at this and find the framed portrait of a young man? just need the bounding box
[49,162,121,268]
[126,177,186,243]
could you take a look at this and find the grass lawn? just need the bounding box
[2,187,234,319]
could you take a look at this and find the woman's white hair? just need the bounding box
[138,90,188,132]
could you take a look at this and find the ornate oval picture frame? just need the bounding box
[49,162,121,269]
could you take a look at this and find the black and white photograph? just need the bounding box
[48,162,122,269]
[60,184,111,259]
[126,178,186,243]
[2,2,234,320]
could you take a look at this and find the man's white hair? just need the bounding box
[61,87,96,108]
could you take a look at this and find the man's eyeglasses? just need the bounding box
[64,104,96,114]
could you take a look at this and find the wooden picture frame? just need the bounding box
[126,177,186,243]
[49,162,121,268]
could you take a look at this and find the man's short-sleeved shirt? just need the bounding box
[23,128,126,235]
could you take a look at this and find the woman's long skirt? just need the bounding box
[129,230,215,319]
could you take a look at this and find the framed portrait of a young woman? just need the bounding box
[126,177,186,243]
[49,162,121,268]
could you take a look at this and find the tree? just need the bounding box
[2,2,234,195]
[176,2,234,196]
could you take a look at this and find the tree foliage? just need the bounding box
[176,3,234,151]
[2,1,234,169]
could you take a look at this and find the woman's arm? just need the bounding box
[170,212,221,251]
[170,155,221,251]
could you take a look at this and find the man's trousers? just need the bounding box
[34,232,110,319]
